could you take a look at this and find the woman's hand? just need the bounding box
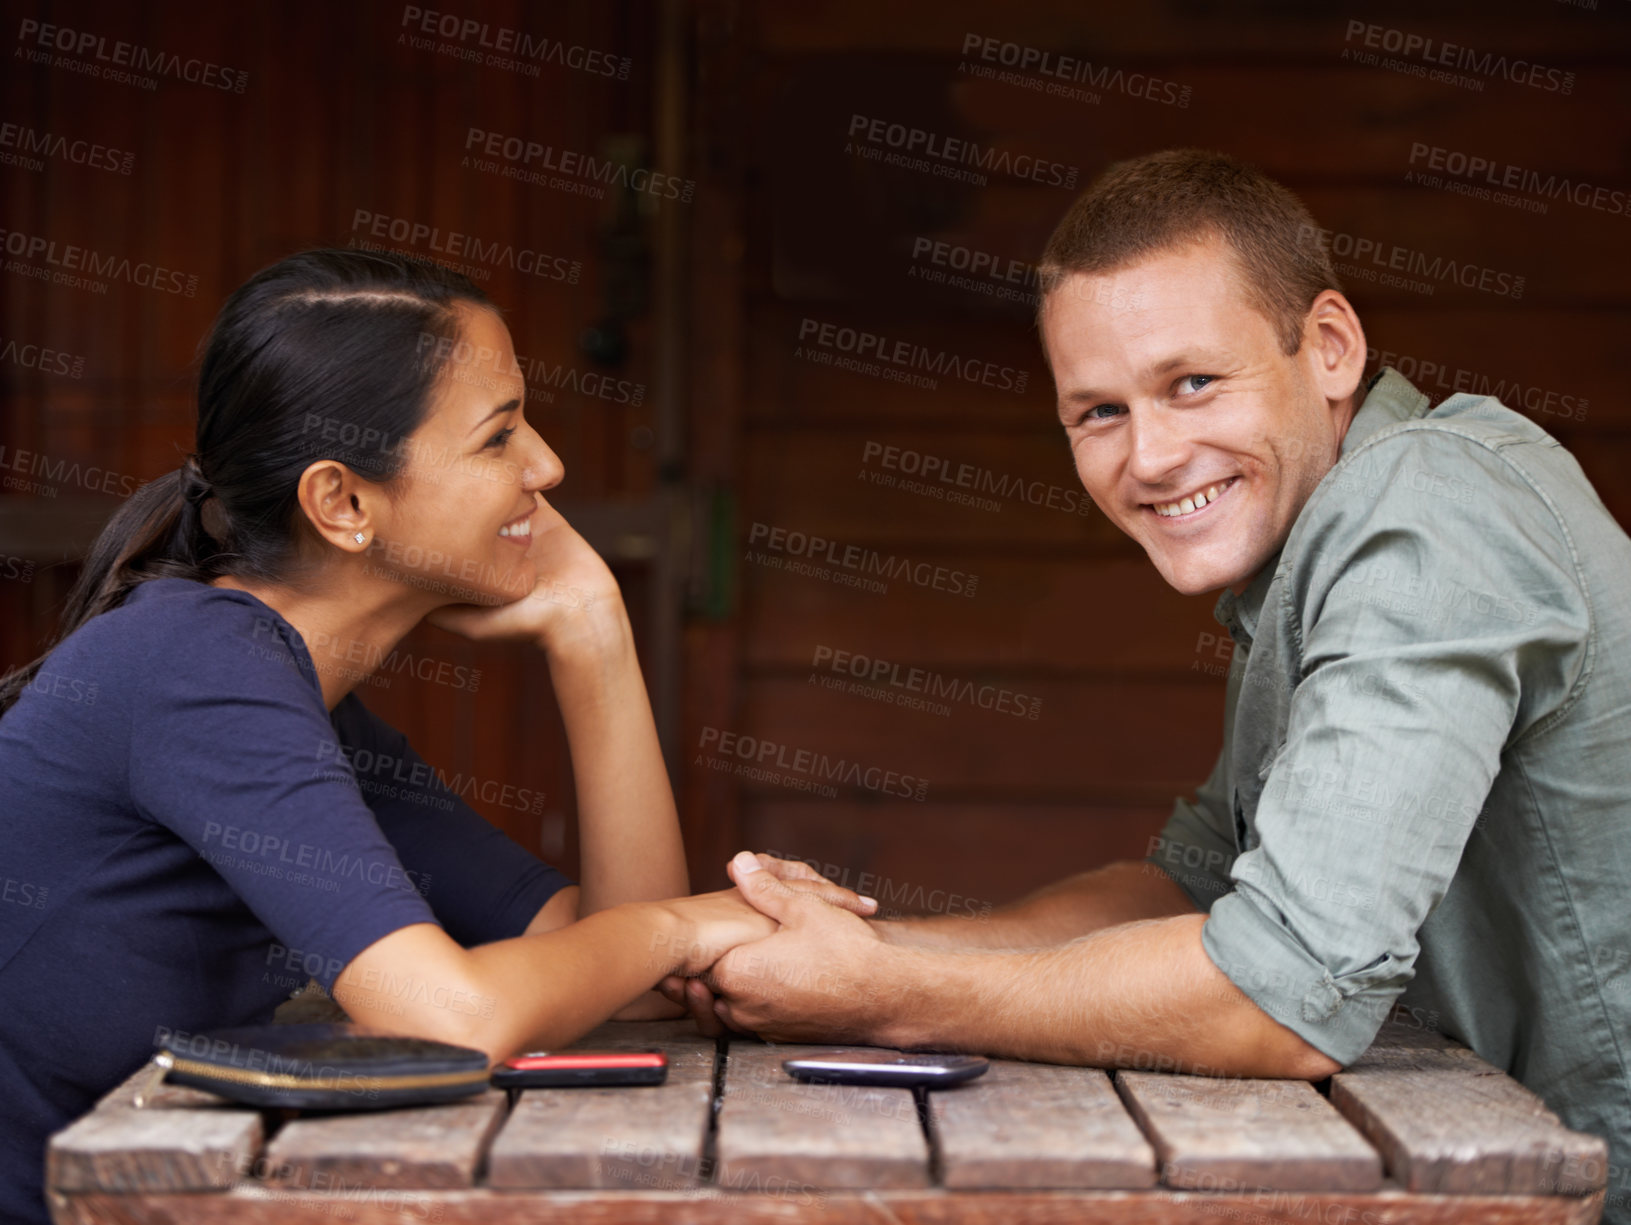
[424,500,622,659]
[610,990,688,1021]
[658,887,782,977]
[654,851,879,1027]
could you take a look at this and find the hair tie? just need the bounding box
[179,454,212,504]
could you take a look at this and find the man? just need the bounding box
[662,149,1631,1208]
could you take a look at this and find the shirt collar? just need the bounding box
[1210,366,1431,646]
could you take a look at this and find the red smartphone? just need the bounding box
[490,1049,668,1089]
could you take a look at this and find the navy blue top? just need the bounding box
[0,577,572,1223]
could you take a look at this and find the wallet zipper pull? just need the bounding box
[132,1052,173,1109]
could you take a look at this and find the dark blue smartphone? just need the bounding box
[782,1051,989,1088]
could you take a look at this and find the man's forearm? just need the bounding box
[869,911,1340,1080]
[874,860,1198,951]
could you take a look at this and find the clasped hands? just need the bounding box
[655,850,895,1044]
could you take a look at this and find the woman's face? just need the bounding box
[366,303,563,607]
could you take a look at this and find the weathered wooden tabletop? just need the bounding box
[46,1017,1609,1224]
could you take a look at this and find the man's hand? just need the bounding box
[665,852,893,1043]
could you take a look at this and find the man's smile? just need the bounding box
[1144,475,1241,521]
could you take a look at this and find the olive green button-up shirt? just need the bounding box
[1149,366,1631,1211]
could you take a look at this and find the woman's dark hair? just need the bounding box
[0,247,491,713]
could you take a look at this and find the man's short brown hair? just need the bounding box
[1037,149,1342,355]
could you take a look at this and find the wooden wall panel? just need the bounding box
[0,0,665,876]
[5,0,1627,915]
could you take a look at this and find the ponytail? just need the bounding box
[0,461,219,713]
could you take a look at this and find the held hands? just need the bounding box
[658,854,879,980]
[424,500,620,657]
[658,852,889,1043]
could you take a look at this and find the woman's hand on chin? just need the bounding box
[424,500,628,658]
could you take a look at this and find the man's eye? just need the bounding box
[487,426,518,449]
[1177,374,1216,395]
[1085,403,1123,422]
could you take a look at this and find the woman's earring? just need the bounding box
[353,532,367,545]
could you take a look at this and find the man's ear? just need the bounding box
[1302,289,1367,407]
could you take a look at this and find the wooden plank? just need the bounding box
[1116,1071,1383,1193]
[714,1041,930,1188]
[485,1021,717,1190]
[931,1058,1156,1188]
[1331,1023,1609,1195]
[259,1089,507,1190]
[46,1059,263,1193]
[44,1186,1612,1225]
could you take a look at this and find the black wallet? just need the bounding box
[154,1023,490,1110]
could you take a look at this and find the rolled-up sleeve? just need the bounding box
[1201,429,1591,1065]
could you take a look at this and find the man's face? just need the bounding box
[1043,234,1351,596]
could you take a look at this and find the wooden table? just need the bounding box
[46,1018,1609,1223]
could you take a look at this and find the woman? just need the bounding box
[0,249,869,1224]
